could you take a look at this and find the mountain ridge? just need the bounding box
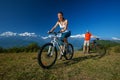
[0,31,119,50]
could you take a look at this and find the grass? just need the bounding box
[0,51,120,80]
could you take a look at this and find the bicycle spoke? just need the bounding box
[64,44,74,60]
[38,43,57,69]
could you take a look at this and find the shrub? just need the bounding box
[0,47,4,53]
[114,46,120,53]
[0,43,40,53]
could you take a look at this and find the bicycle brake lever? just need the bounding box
[57,31,61,33]
[47,31,52,34]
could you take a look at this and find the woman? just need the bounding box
[49,12,71,59]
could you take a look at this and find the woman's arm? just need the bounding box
[60,20,68,32]
[50,22,59,32]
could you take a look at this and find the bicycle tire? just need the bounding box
[64,43,74,60]
[38,43,57,69]
[96,44,106,58]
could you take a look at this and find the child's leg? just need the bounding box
[83,41,86,53]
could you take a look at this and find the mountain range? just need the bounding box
[0,31,119,50]
[0,31,84,50]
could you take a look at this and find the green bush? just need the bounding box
[114,46,120,53]
[0,43,40,53]
[0,47,4,53]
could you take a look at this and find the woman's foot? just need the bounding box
[58,54,63,60]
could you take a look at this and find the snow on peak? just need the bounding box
[41,36,48,39]
[0,31,37,37]
[18,32,37,37]
[70,34,85,38]
[112,37,120,40]
[0,31,17,37]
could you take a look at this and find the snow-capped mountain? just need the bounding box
[0,31,37,37]
[0,31,47,48]
[1,31,110,50]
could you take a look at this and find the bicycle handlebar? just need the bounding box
[48,31,61,35]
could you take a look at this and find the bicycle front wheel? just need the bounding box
[38,43,57,69]
[64,43,74,60]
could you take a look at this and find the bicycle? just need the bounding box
[89,38,106,58]
[38,32,74,69]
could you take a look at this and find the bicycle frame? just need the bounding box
[48,33,65,56]
[38,32,74,69]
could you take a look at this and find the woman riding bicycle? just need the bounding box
[49,12,71,59]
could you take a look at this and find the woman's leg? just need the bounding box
[58,34,65,59]
[58,31,71,59]
[63,31,71,44]
[63,38,68,44]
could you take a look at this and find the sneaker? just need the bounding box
[83,51,86,54]
[58,54,62,60]
[86,52,90,54]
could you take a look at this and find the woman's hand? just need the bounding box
[60,29,64,32]
[47,31,52,34]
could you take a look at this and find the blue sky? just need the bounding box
[0,0,120,39]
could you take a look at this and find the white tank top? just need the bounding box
[59,23,65,29]
[58,20,69,32]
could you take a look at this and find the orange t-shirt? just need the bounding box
[85,32,92,41]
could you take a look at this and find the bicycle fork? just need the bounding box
[47,44,55,56]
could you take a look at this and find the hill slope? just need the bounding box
[0,51,120,80]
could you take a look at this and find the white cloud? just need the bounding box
[70,34,99,39]
[112,37,120,40]
[70,34,85,38]
[41,34,85,40]
[41,34,98,39]
[18,32,37,37]
[0,31,17,37]
[0,31,37,37]
[0,31,99,40]
[41,36,48,39]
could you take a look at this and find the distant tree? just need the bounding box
[0,47,4,53]
[114,45,120,53]
[0,43,40,53]
[25,43,40,52]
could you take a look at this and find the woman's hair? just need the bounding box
[58,11,65,22]
[58,11,63,16]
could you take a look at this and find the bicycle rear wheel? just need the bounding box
[38,43,57,69]
[64,43,74,60]
[96,44,106,58]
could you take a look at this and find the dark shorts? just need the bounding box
[61,31,71,40]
